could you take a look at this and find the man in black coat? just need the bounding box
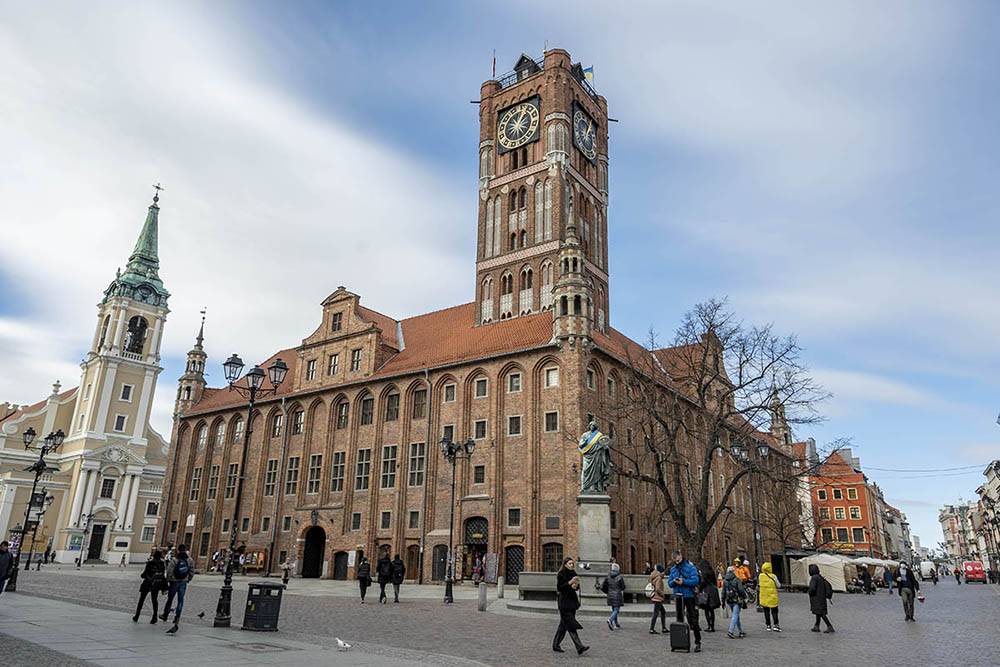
[552,557,589,655]
[0,541,13,595]
[895,562,921,621]
[376,553,393,604]
[390,554,406,603]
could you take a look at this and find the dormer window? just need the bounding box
[331,312,343,333]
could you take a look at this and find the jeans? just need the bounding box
[728,603,743,634]
[163,581,187,623]
[887,579,893,593]
[763,606,779,627]
[0,578,6,595]
[392,582,401,602]
[675,596,702,644]
[609,606,620,626]
[650,601,667,631]
[901,588,915,619]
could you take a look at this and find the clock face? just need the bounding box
[573,103,598,163]
[497,98,540,152]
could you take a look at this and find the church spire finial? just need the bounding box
[152,182,164,204]
[195,308,206,350]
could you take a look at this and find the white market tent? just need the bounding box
[790,553,856,592]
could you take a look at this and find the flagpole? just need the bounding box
[492,49,496,78]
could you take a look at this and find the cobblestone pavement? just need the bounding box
[10,567,1000,666]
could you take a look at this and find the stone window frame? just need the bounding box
[848,506,862,520]
[847,487,858,500]
[113,414,128,433]
[852,527,865,543]
[99,477,116,499]
[140,526,155,542]
[408,510,420,530]
[189,467,202,501]
[350,348,362,372]
[507,415,523,436]
[292,410,305,435]
[442,424,455,442]
[474,419,487,440]
[473,465,486,484]
[119,383,134,402]
[836,527,850,543]
[443,384,457,403]
[544,411,559,432]
[819,506,831,520]
[330,451,346,492]
[408,442,425,487]
[816,489,827,501]
[284,456,300,495]
[355,448,372,490]
[261,516,271,533]
[474,377,488,398]
[221,518,230,533]
[508,373,522,393]
[544,367,559,388]
[834,506,846,520]
[241,517,250,533]
[832,488,843,500]
[327,353,339,376]
[507,507,522,528]
[380,444,397,489]
[351,512,362,531]
[145,501,159,516]
[585,369,595,390]
[262,459,278,497]
[380,510,392,530]
[282,515,292,532]
[331,312,343,332]
[306,453,323,494]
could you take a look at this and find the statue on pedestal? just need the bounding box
[578,421,611,494]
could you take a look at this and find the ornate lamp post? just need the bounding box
[213,354,287,628]
[6,427,64,592]
[23,488,54,571]
[439,435,475,604]
[730,440,769,575]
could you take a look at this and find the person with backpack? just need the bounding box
[356,555,372,603]
[376,552,393,603]
[160,544,194,634]
[647,564,668,634]
[669,550,702,653]
[758,562,781,632]
[390,553,406,602]
[807,564,835,633]
[722,565,747,638]
[602,562,626,630]
[133,550,166,624]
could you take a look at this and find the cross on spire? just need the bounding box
[152,182,164,203]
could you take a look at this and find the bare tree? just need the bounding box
[608,298,828,560]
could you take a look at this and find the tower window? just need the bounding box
[123,316,148,354]
[560,296,568,316]
[119,384,133,402]
[113,414,128,432]
[574,295,582,315]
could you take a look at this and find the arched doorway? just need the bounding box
[463,516,488,578]
[505,545,524,585]
[406,545,419,580]
[302,526,325,578]
[432,545,447,581]
[332,551,348,580]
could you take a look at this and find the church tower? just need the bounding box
[74,190,170,445]
[474,49,610,332]
[175,313,207,416]
[769,381,792,447]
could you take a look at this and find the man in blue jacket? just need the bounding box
[669,550,702,652]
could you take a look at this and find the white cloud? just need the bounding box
[811,367,950,416]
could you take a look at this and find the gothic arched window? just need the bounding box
[484,198,494,258]
[501,273,514,295]
[123,316,148,354]
[482,276,494,300]
[544,180,552,239]
[520,267,533,290]
[534,182,543,243]
[493,195,502,256]
[519,230,527,247]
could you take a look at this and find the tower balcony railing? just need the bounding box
[121,350,143,361]
[494,54,599,101]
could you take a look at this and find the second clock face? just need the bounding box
[573,103,598,163]
[497,97,540,152]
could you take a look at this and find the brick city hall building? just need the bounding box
[159,49,786,582]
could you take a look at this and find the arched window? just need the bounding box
[511,150,518,170]
[598,286,606,332]
[520,147,528,166]
[183,386,191,401]
[214,422,226,448]
[484,198,494,258]
[480,149,489,177]
[519,187,527,210]
[482,276,494,300]
[197,425,208,451]
[509,190,518,211]
[573,295,582,315]
[544,180,552,240]
[97,315,110,349]
[520,267,533,290]
[596,211,603,267]
[232,418,244,443]
[560,296,568,316]
[501,274,514,295]
[123,316,148,354]
[493,195,502,256]
[534,182,544,243]
[510,232,517,250]
[519,230,526,247]
[572,258,578,273]
[547,123,556,152]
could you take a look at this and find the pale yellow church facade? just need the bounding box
[0,194,170,563]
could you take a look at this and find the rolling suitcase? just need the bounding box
[669,621,691,652]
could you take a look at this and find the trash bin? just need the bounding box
[242,581,285,631]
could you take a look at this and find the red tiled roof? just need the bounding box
[357,305,400,350]
[0,387,77,424]
[189,350,299,413]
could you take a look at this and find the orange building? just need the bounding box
[810,449,883,557]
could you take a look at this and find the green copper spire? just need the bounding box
[102,187,170,307]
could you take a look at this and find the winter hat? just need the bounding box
[656,563,665,573]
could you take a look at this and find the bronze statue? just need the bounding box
[578,421,611,494]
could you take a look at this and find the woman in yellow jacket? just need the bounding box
[758,562,781,632]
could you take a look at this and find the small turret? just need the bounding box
[769,380,791,446]
[175,312,207,416]
[552,214,593,351]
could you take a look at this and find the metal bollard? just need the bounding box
[497,575,505,599]
[478,580,488,611]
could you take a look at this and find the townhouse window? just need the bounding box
[849,506,862,520]
[169,520,178,533]
[444,384,456,402]
[847,488,858,500]
[336,401,349,429]
[586,369,595,390]
[385,393,400,421]
[836,527,849,542]
[408,511,420,530]
[327,353,339,376]
[508,373,521,393]
[408,442,425,486]
[474,378,488,398]
[241,517,249,532]
[331,312,343,332]
[292,410,304,435]
[189,468,201,501]
[821,528,834,544]
[119,384,133,402]
[833,489,843,500]
[381,445,397,489]
[819,507,830,520]
[834,507,846,520]
[145,501,159,516]
[852,527,865,543]
[271,414,283,438]
[817,489,827,501]
[307,454,322,494]
[544,367,559,387]
[206,465,219,500]
[350,348,362,372]
[225,463,238,498]
[100,478,116,499]
[442,425,454,442]
[285,456,300,495]
[474,420,487,440]
[544,411,559,432]
[330,451,345,492]
[282,516,292,531]
[351,512,362,530]
[361,397,374,425]
[412,389,427,419]
[355,449,371,490]
[381,511,391,530]
[508,508,522,527]
[305,359,317,380]
[508,415,522,436]
[262,459,278,496]
[141,526,155,542]
[474,465,486,484]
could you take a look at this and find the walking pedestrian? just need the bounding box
[807,564,835,633]
[886,567,894,594]
[758,562,781,632]
[669,550,702,653]
[119,552,127,568]
[391,553,406,602]
[356,555,372,603]
[44,545,52,565]
[602,562,626,630]
[954,569,961,584]
[860,566,873,595]
[0,541,14,595]
[160,544,194,634]
[895,562,921,622]
[376,552,393,603]
[722,566,747,638]
[697,558,721,632]
[552,557,588,655]
[734,558,751,583]
[133,550,166,624]
[647,564,668,634]
[281,557,293,585]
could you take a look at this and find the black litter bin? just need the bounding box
[243,581,285,631]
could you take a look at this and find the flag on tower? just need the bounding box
[582,66,594,80]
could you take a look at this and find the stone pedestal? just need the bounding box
[576,494,613,605]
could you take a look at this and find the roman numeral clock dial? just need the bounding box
[497,97,540,151]
[573,101,598,164]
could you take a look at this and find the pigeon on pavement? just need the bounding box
[335,638,351,651]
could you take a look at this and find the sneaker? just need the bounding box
[649,629,659,634]
[727,632,735,639]
[773,626,782,633]
[694,644,701,653]
[165,624,178,635]
[615,623,621,629]
[765,625,772,631]
[738,632,746,638]
[577,646,590,655]
[607,619,614,631]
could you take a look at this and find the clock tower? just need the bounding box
[475,49,610,334]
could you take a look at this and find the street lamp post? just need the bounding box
[23,488,54,572]
[213,354,287,628]
[77,512,95,569]
[5,427,64,592]
[730,440,770,576]
[439,435,475,604]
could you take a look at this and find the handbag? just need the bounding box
[696,589,708,607]
[644,582,655,598]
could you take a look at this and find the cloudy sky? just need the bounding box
[2,0,997,547]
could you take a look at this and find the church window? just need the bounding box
[100,478,116,499]
[292,409,304,434]
[328,353,339,376]
[113,414,127,432]
[543,180,553,239]
[270,414,282,438]
[482,276,493,299]
[119,384,133,402]
[351,348,362,372]
[480,148,489,177]
[475,378,488,398]
[197,426,208,450]
[519,268,530,290]
[385,393,400,421]
[336,401,349,429]
[519,230,527,247]
[84,383,92,400]
[190,468,202,501]
[97,315,110,349]
[507,415,522,436]
[501,273,513,295]
[77,414,85,430]
[511,149,519,170]
[534,182,543,242]
[545,367,559,388]
[331,312,342,332]
[607,378,615,397]
[305,359,316,380]
[510,232,517,251]
[361,396,374,425]
[509,190,518,211]
[183,387,191,401]
[545,411,559,432]
[232,418,244,443]
[412,389,427,419]
[586,369,595,390]
[214,422,226,447]
[123,316,148,355]
[493,196,502,256]
[519,187,527,209]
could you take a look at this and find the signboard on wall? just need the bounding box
[484,552,499,584]
[68,534,84,551]
[347,550,357,567]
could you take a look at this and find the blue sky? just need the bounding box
[2,0,998,548]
